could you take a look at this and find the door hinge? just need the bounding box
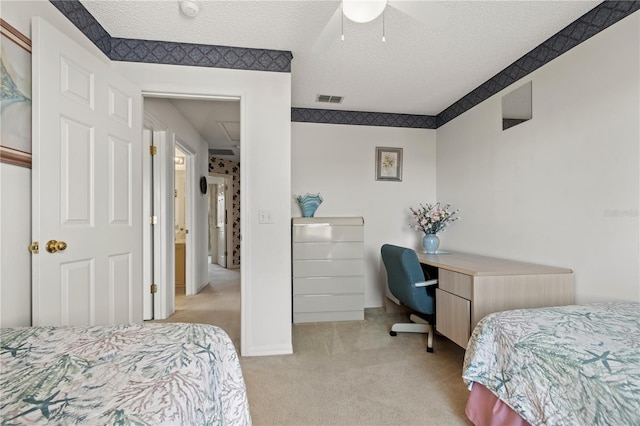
[150,146,157,156]
[151,284,158,294]
[28,241,39,254]
[150,216,157,225]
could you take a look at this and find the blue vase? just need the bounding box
[423,234,440,254]
[296,193,323,217]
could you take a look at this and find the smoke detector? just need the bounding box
[179,0,201,17]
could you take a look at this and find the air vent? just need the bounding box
[209,148,235,156]
[316,94,343,104]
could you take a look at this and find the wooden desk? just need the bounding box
[417,252,574,348]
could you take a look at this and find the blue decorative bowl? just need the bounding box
[296,193,323,217]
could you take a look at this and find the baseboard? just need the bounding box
[241,343,293,357]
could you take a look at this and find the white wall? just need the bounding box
[291,123,437,307]
[0,165,31,327]
[436,13,640,303]
[115,62,292,356]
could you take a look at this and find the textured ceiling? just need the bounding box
[81,0,600,158]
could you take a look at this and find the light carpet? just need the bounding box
[159,263,472,426]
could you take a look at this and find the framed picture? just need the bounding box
[0,19,32,168]
[375,147,403,182]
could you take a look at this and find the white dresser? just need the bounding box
[292,217,365,323]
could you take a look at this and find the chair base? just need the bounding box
[390,314,434,352]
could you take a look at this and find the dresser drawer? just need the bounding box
[292,225,363,243]
[293,259,364,277]
[293,294,364,313]
[439,269,472,299]
[292,242,364,260]
[293,277,364,295]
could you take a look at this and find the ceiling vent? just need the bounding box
[316,94,343,104]
[209,148,235,156]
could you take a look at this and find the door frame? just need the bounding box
[142,112,171,320]
[142,93,241,321]
[207,174,232,269]
[174,139,196,296]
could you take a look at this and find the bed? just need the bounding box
[0,323,251,425]
[462,302,640,426]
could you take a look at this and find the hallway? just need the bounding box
[157,263,241,348]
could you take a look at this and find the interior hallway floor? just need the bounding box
[158,263,472,426]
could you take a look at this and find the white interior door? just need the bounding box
[217,183,227,267]
[142,128,157,320]
[31,17,143,325]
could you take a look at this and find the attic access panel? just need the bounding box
[502,81,532,130]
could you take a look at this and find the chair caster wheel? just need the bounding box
[426,347,434,353]
[389,331,397,336]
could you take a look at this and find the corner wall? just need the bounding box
[291,123,437,307]
[436,13,640,303]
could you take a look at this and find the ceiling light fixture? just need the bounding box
[179,0,201,18]
[342,0,387,23]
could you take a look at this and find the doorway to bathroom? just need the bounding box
[174,146,188,295]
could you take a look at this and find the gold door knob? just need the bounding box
[46,240,68,253]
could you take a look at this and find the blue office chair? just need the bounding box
[381,244,437,352]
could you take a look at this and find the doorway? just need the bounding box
[174,146,187,295]
[208,175,229,268]
[142,96,241,325]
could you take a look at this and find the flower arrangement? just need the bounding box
[410,202,460,235]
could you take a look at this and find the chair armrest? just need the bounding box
[415,279,438,287]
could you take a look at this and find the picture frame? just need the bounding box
[375,147,403,182]
[0,19,32,168]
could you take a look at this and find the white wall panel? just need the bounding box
[291,123,437,308]
[436,13,640,303]
[0,164,31,327]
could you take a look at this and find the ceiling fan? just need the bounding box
[313,0,450,52]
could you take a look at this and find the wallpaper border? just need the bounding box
[52,0,639,129]
[50,0,293,73]
[436,1,640,127]
[291,108,437,129]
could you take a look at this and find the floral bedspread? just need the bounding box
[463,302,640,426]
[0,323,251,425]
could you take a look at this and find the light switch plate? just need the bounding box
[258,210,272,224]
